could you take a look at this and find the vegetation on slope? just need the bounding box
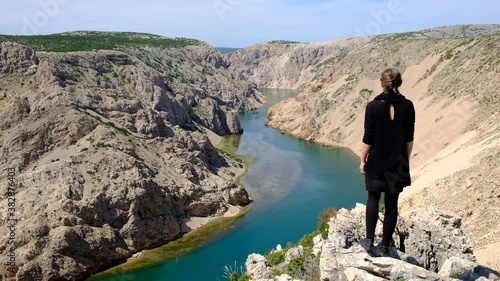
[0,31,199,52]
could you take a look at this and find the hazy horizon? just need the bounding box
[1,0,499,48]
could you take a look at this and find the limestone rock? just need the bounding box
[438,257,500,280]
[397,208,475,271]
[284,245,304,266]
[246,254,273,280]
[275,274,302,281]
[312,234,324,256]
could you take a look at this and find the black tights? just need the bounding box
[366,191,399,246]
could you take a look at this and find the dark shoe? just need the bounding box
[359,238,374,253]
[379,245,390,257]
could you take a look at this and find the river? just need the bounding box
[91,89,366,281]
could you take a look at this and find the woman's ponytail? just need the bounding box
[381,68,403,94]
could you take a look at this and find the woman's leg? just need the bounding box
[381,192,400,246]
[366,191,381,240]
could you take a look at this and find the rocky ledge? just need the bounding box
[244,204,500,281]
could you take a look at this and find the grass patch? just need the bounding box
[345,74,356,82]
[379,203,385,213]
[217,135,256,187]
[0,31,199,52]
[103,121,131,136]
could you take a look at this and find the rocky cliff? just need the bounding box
[244,204,500,281]
[0,32,263,280]
[226,24,500,267]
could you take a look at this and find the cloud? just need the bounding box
[0,0,498,47]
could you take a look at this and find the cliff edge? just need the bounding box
[244,205,500,281]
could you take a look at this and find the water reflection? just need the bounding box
[239,89,302,210]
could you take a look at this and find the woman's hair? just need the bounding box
[380,68,403,94]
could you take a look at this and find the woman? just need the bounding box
[358,68,415,256]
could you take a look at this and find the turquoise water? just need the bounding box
[96,89,366,281]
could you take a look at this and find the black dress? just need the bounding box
[362,92,415,194]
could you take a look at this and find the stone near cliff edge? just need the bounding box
[343,267,386,281]
[283,245,304,267]
[319,242,348,281]
[396,207,475,271]
[246,254,273,280]
[275,274,302,281]
[312,234,324,256]
[438,257,500,280]
[276,244,283,252]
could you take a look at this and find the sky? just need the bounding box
[0,0,499,47]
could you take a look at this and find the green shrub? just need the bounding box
[0,32,198,52]
[450,271,465,278]
[317,208,337,238]
[265,250,286,266]
[444,49,454,60]
[345,74,356,82]
[317,220,329,239]
[229,272,238,281]
[238,275,251,281]
[298,232,318,249]
[283,257,305,278]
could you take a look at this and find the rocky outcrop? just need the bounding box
[225,38,370,89]
[245,204,500,281]
[0,37,262,280]
[0,42,38,74]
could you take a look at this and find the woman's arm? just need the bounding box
[359,143,371,175]
[361,103,375,175]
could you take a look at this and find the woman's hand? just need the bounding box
[359,161,366,175]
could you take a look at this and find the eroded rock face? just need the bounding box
[396,208,475,271]
[0,41,260,280]
[0,42,38,73]
[247,204,499,281]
